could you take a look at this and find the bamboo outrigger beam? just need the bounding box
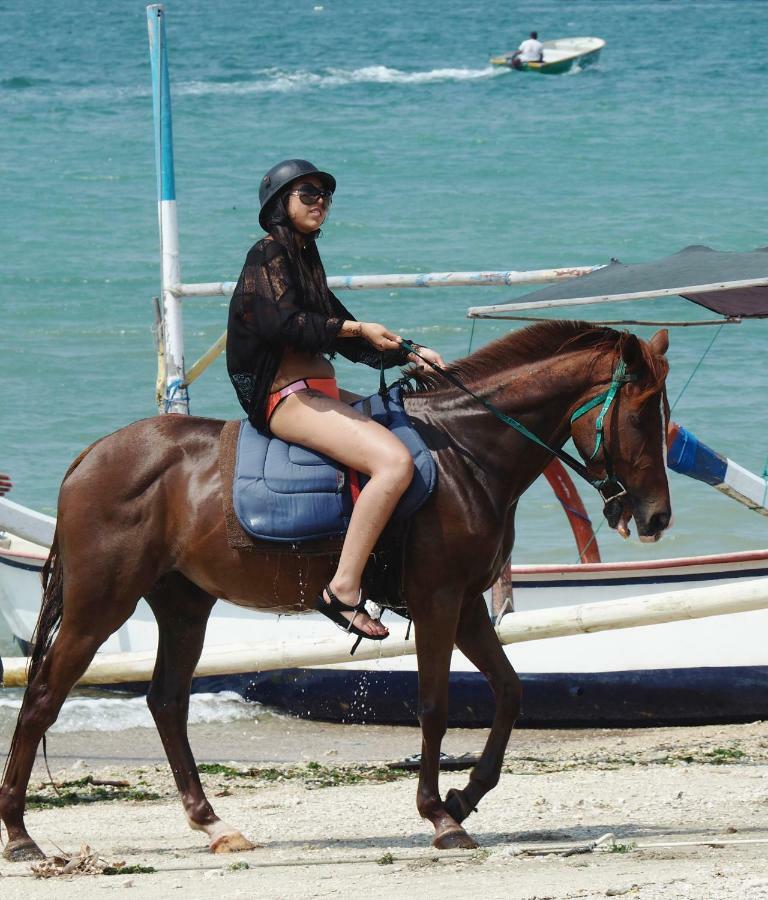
[177,266,599,385]
[3,578,768,689]
[172,266,599,298]
[183,329,227,386]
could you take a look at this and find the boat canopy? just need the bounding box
[468,245,768,319]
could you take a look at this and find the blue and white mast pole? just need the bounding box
[147,4,188,414]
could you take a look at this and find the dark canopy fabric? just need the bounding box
[508,245,768,318]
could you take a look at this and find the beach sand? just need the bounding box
[2,716,768,898]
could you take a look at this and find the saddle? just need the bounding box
[228,385,436,543]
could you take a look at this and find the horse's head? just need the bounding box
[569,329,671,543]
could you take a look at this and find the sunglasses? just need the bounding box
[289,185,334,207]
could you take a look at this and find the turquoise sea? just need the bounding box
[2,0,767,564]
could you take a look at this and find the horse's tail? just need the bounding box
[27,532,64,687]
[27,442,98,685]
[1,533,63,796]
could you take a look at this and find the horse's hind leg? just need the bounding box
[1,620,130,860]
[444,594,522,825]
[145,575,255,854]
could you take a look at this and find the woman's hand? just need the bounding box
[407,345,447,370]
[355,321,403,352]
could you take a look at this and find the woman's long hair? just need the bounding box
[261,191,335,318]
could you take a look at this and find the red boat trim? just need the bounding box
[0,548,46,564]
[509,548,768,576]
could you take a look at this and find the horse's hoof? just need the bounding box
[445,788,475,824]
[3,838,46,862]
[210,831,257,854]
[433,827,479,851]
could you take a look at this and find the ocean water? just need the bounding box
[2,0,767,568]
[0,690,257,733]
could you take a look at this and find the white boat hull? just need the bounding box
[491,36,605,74]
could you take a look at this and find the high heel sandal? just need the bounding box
[314,584,388,655]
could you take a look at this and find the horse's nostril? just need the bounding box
[649,511,671,532]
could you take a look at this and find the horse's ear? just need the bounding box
[649,328,669,357]
[620,333,642,369]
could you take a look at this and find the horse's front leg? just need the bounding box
[146,577,255,854]
[413,600,478,850]
[444,594,522,825]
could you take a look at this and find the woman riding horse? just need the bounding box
[0,309,671,858]
[226,159,445,642]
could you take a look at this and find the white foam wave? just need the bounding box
[175,65,503,97]
[8,65,504,106]
[0,691,256,733]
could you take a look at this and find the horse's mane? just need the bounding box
[404,321,667,400]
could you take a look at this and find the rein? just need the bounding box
[397,339,637,505]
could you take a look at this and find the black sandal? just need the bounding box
[314,585,388,655]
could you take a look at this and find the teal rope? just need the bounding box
[467,317,477,354]
[465,317,609,560]
[670,323,724,413]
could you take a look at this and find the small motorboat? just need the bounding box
[491,36,605,74]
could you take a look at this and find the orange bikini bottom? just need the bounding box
[266,377,339,423]
[266,377,361,503]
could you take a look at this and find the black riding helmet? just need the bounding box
[258,159,336,230]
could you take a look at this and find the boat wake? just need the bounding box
[175,65,504,97]
[1,66,504,107]
[0,690,257,734]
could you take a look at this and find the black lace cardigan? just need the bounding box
[226,238,410,429]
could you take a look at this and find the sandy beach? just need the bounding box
[2,716,768,899]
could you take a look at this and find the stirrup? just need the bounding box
[314,585,388,655]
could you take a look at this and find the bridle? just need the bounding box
[569,357,638,504]
[397,340,638,507]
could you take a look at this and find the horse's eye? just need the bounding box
[628,413,642,429]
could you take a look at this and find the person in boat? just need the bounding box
[0,473,11,497]
[226,159,445,643]
[511,31,544,67]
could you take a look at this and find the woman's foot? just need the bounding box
[322,585,388,638]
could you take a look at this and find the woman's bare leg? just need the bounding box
[270,390,413,636]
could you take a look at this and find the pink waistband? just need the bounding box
[266,377,340,423]
[274,379,310,402]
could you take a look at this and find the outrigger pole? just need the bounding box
[147,4,188,414]
[5,576,768,687]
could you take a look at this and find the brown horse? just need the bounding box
[0,322,671,860]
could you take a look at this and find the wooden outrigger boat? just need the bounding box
[491,36,605,74]
[4,493,768,727]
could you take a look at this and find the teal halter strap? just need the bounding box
[570,359,638,461]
